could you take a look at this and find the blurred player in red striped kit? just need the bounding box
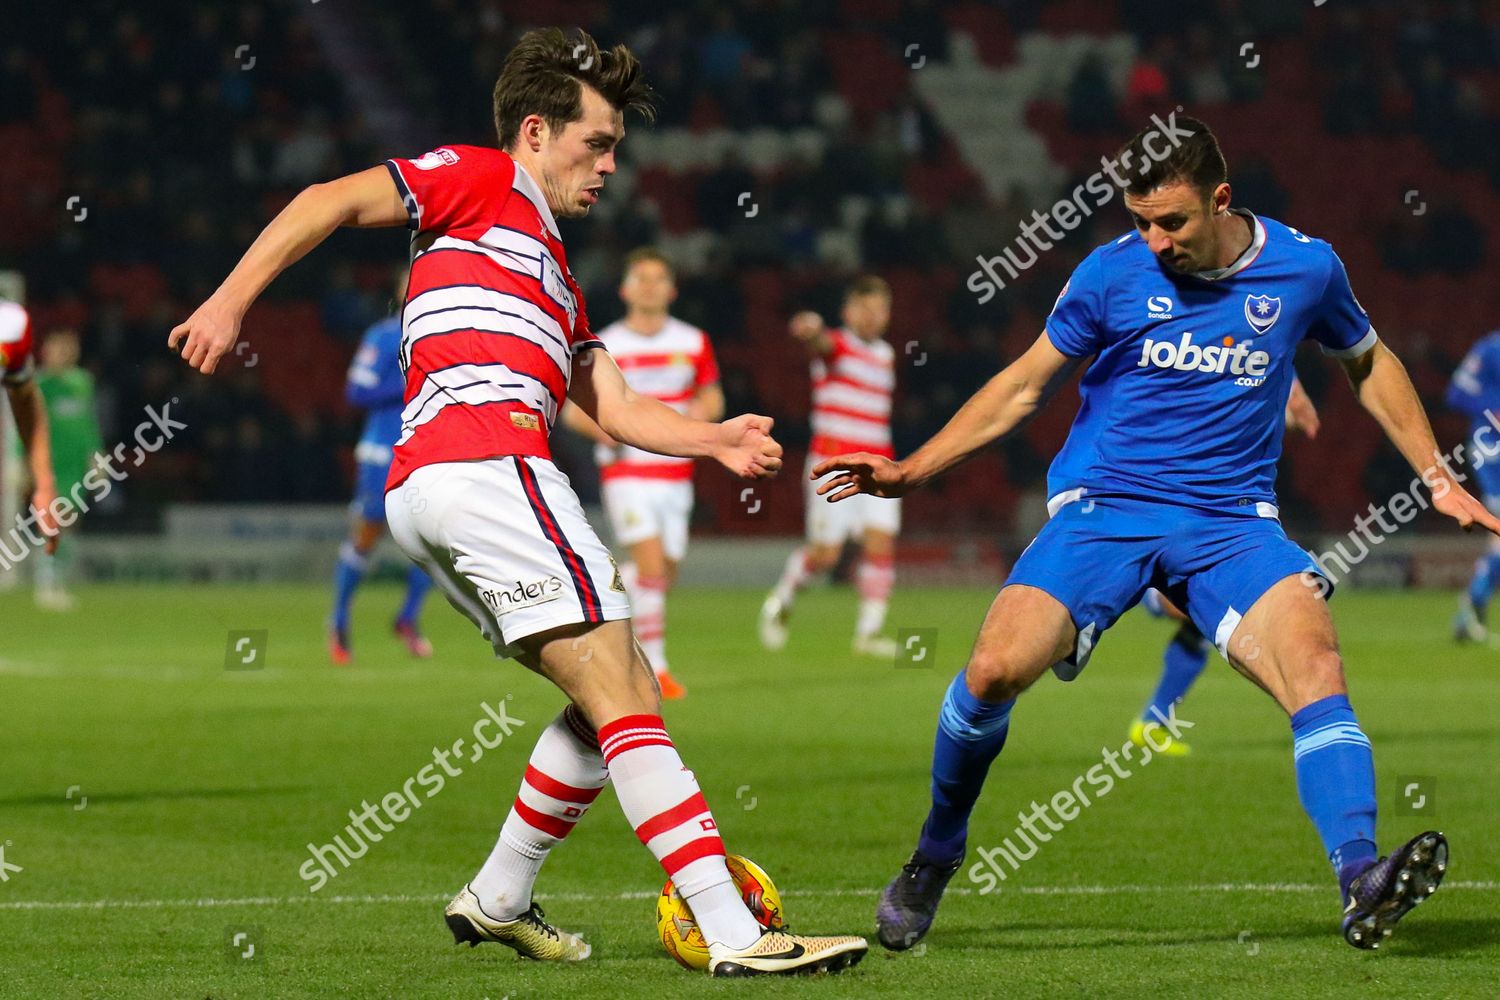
[0,293,60,564]
[761,276,900,657]
[563,247,721,700]
[168,27,864,977]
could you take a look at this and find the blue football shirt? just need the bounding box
[1043,211,1374,514]
[346,316,407,463]
[1446,330,1500,430]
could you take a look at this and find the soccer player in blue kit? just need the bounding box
[1446,328,1500,642]
[328,270,434,665]
[812,117,1499,951]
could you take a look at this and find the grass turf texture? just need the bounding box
[0,583,1496,998]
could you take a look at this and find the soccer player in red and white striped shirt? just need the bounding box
[761,276,901,657]
[168,28,864,977]
[562,248,722,700]
[0,295,60,559]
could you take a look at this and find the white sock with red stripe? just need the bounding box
[631,574,670,674]
[855,553,895,638]
[772,547,815,606]
[598,714,761,950]
[471,705,607,919]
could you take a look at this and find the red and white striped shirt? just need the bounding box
[810,327,894,458]
[382,145,600,490]
[594,316,718,482]
[0,300,35,386]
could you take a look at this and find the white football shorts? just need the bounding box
[601,478,694,562]
[386,456,632,658]
[804,452,902,546]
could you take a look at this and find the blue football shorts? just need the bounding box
[1007,492,1327,680]
[351,459,392,522]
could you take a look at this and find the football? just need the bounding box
[655,854,784,970]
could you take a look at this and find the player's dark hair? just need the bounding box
[493,28,656,151]
[623,246,674,278]
[1118,115,1226,200]
[846,274,891,301]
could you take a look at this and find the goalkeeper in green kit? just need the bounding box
[35,328,100,610]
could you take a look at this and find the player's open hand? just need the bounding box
[1285,396,1320,439]
[788,311,824,342]
[168,297,243,374]
[1433,482,1500,537]
[811,453,908,501]
[714,414,783,479]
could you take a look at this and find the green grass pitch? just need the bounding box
[0,583,1496,998]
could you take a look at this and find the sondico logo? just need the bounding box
[483,576,565,615]
[1146,296,1173,320]
[1137,332,1270,387]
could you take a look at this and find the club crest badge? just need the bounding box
[1244,294,1281,335]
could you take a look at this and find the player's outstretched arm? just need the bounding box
[558,400,617,446]
[169,167,408,374]
[788,311,834,357]
[568,349,781,479]
[5,381,58,553]
[812,331,1077,502]
[1341,340,1500,536]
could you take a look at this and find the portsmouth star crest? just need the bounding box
[1244,294,1281,335]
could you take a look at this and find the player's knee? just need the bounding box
[964,648,1038,703]
[1288,647,1347,709]
[806,544,839,570]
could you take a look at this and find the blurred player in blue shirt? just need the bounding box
[329,270,433,664]
[815,116,1490,952]
[1445,330,1500,642]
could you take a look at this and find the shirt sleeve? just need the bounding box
[694,333,721,386]
[383,145,513,235]
[570,290,604,354]
[1306,251,1376,358]
[0,302,34,386]
[1044,251,1106,358]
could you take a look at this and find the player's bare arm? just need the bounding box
[6,379,59,553]
[168,167,408,374]
[559,400,618,446]
[1285,375,1319,439]
[685,382,725,422]
[813,332,1078,502]
[1341,340,1500,535]
[569,348,781,479]
[789,311,834,357]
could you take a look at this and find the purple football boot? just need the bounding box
[875,850,964,951]
[1341,830,1448,949]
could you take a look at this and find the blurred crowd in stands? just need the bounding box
[2,0,1497,534]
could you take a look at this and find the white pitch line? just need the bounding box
[0,881,1494,912]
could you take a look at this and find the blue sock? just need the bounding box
[1290,694,1378,881]
[916,670,1014,862]
[1142,626,1210,723]
[331,541,369,632]
[397,564,432,626]
[1468,552,1500,616]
